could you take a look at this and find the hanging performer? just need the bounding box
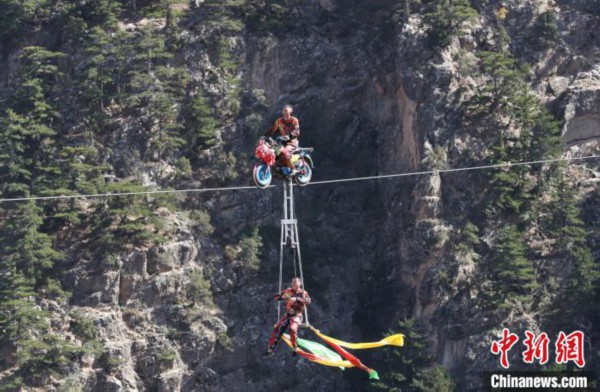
[265,277,311,356]
[264,104,300,175]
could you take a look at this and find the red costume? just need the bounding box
[267,287,311,351]
[266,116,300,168]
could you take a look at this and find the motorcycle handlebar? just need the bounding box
[258,137,312,152]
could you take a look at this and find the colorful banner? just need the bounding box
[310,326,404,349]
[280,330,384,380]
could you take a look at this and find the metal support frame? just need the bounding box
[277,178,309,327]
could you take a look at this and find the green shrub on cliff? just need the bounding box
[187,270,214,306]
[532,11,559,49]
[411,365,456,392]
[425,0,478,48]
[225,227,263,271]
[375,319,455,391]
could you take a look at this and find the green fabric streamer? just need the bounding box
[285,334,345,370]
[368,370,380,380]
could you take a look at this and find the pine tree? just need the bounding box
[0,0,24,42]
[0,43,76,381]
[424,0,478,48]
[87,182,173,263]
[122,26,189,159]
[45,145,109,226]
[551,177,599,306]
[486,132,536,218]
[186,90,220,148]
[0,47,65,198]
[374,319,455,391]
[471,46,561,219]
[13,46,65,118]
[82,27,123,109]
[165,5,181,52]
[148,66,189,158]
[489,225,539,309]
[0,201,77,381]
[471,51,533,118]
[130,26,173,74]
[1,202,64,294]
[54,146,108,196]
[529,109,563,200]
[78,0,121,28]
[411,365,456,392]
[0,110,38,197]
[0,0,51,42]
[0,269,51,366]
[456,221,480,260]
[532,11,559,50]
[530,109,562,165]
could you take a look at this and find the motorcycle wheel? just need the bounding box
[253,163,272,188]
[294,159,312,187]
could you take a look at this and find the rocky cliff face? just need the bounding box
[0,0,599,391]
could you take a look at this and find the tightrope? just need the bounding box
[306,155,600,186]
[0,154,597,203]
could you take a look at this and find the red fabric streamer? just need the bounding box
[320,335,375,374]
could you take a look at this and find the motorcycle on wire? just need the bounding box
[253,136,314,188]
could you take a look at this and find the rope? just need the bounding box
[295,224,309,326]
[305,154,600,186]
[293,248,298,277]
[0,184,275,203]
[278,211,284,321]
[0,154,597,203]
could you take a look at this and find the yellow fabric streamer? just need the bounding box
[310,326,405,349]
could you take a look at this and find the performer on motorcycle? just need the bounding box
[265,277,311,356]
[264,104,300,175]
